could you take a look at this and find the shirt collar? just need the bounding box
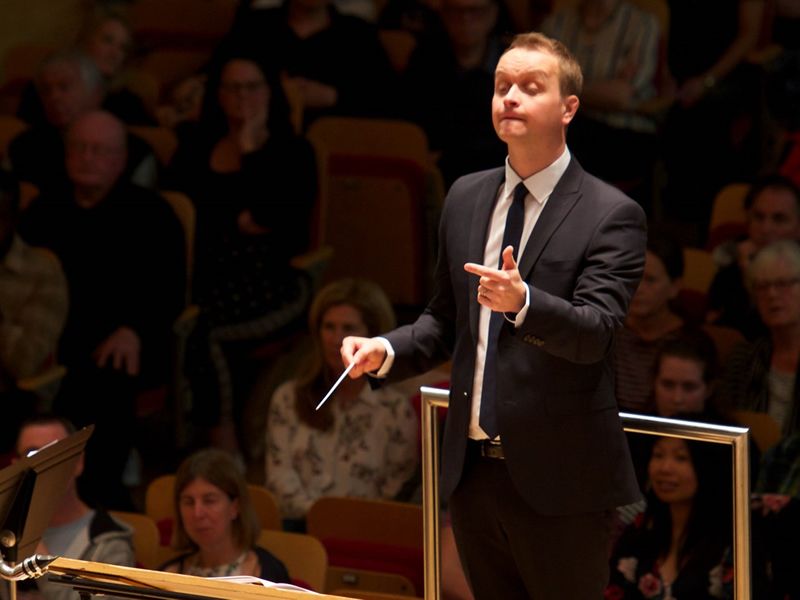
[503,147,571,204]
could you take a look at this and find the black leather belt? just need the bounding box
[469,438,505,459]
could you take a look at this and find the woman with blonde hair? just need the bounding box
[266,278,418,529]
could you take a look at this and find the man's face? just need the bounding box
[748,187,800,249]
[65,114,127,197]
[38,62,101,129]
[441,0,498,51]
[492,47,578,148]
[16,423,68,458]
[16,422,84,479]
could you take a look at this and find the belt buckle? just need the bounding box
[481,439,505,460]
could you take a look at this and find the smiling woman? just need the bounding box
[606,429,737,599]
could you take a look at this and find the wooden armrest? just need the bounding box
[17,365,67,392]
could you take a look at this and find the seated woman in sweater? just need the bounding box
[160,448,290,583]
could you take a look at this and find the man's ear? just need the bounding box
[562,94,579,125]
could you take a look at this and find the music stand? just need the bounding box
[0,426,93,598]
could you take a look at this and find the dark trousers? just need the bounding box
[448,441,614,600]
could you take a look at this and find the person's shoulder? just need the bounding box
[253,545,291,583]
[89,509,133,539]
[20,239,65,275]
[449,167,504,194]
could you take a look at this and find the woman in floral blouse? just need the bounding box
[606,430,734,599]
[265,279,419,528]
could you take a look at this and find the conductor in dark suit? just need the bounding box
[342,32,647,599]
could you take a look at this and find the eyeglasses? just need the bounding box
[752,277,800,294]
[219,80,266,94]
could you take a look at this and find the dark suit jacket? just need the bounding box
[384,157,647,516]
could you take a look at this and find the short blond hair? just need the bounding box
[505,32,583,97]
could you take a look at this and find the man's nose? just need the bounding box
[503,85,521,104]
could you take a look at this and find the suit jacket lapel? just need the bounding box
[518,158,583,278]
[468,168,505,340]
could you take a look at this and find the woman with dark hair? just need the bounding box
[652,333,720,419]
[614,231,692,412]
[167,56,317,454]
[265,278,418,529]
[607,429,735,599]
[160,448,290,582]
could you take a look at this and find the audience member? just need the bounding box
[541,0,663,211]
[17,10,154,126]
[167,56,316,456]
[15,415,134,600]
[763,49,800,188]
[623,333,738,494]
[160,448,290,583]
[402,0,508,186]
[651,334,721,419]
[708,174,800,340]
[18,110,185,509]
[718,240,800,438]
[661,0,766,240]
[211,0,398,128]
[614,232,688,412]
[6,51,158,192]
[752,432,800,599]
[265,279,418,529]
[607,432,736,599]
[0,170,68,445]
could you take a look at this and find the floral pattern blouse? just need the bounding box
[265,380,419,519]
[606,514,734,600]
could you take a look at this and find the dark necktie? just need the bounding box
[479,182,527,439]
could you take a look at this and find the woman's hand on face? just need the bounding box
[236,106,269,154]
[237,209,270,236]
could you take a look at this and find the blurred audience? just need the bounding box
[160,448,290,583]
[541,0,663,212]
[17,9,155,127]
[15,415,134,600]
[751,428,800,599]
[615,232,691,412]
[661,0,766,240]
[18,110,185,509]
[0,170,68,425]
[167,56,316,457]
[6,50,158,191]
[402,0,508,186]
[708,174,800,340]
[211,0,398,128]
[265,279,418,529]
[718,240,800,438]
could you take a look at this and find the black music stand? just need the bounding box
[0,426,93,598]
